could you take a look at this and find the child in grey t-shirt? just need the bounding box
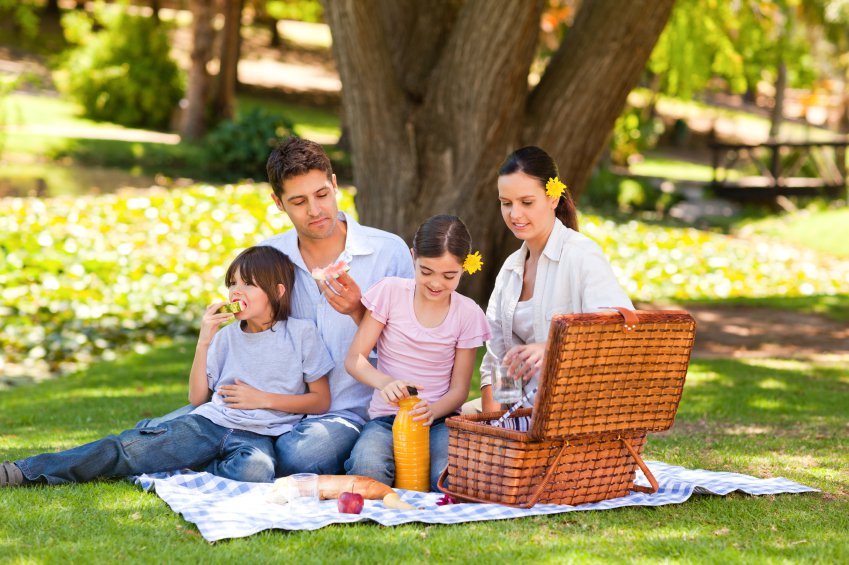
[4,246,333,488]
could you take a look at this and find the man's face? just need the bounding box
[271,169,339,241]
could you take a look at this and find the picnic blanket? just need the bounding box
[134,462,817,542]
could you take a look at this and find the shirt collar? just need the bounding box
[504,218,568,275]
[338,212,375,259]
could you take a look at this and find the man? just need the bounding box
[260,137,412,474]
[139,137,413,476]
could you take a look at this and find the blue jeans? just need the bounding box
[274,415,362,476]
[344,415,448,492]
[134,404,195,429]
[16,414,276,485]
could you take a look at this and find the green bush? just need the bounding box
[204,108,294,182]
[56,6,183,130]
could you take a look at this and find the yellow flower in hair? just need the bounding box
[545,176,567,199]
[463,251,483,275]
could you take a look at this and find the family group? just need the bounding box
[0,138,633,491]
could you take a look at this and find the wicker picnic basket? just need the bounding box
[437,308,696,508]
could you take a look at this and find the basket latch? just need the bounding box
[604,306,639,333]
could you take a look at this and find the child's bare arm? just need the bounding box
[189,301,232,406]
[218,376,331,414]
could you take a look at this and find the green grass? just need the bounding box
[1,345,847,562]
[681,294,849,323]
[1,92,341,181]
[629,155,719,183]
[740,208,849,259]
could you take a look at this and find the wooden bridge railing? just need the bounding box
[709,139,849,201]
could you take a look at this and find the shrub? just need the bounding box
[204,108,294,182]
[56,6,183,130]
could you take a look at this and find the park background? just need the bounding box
[0,0,847,562]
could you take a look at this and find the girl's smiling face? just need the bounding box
[228,268,281,332]
[497,170,557,246]
[413,252,463,303]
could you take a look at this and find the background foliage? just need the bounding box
[56,5,184,130]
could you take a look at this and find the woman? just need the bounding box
[476,146,633,413]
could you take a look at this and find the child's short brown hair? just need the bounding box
[225,246,295,322]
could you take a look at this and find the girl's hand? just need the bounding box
[379,380,420,404]
[503,343,546,382]
[410,399,434,427]
[199,302,234,345]
[218,379,267,410]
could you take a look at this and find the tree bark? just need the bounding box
[212,0,244,121]
[324,0,673,300]
[180,0,216,140]
[769,59,787,139]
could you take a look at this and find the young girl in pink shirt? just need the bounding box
[344,215,491,491]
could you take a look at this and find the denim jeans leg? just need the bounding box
[134,404,195,429]
[274,416,362,476]
[15,415,225,485]
[206,430,276,483]
[344,416,395,487]
[429,419,449,492]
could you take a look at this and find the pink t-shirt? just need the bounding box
[363,277,491,418]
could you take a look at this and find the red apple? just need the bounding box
[337,491,364,514]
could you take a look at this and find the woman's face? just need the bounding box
[497,171,557,244]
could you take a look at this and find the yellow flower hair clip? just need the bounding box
[545,176,567,199]
[463,251,483,275]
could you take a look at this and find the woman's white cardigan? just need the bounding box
[479,218,633,391]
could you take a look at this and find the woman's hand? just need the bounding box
[503,343,546,382]
[199,302,234,346]
[218,379,268,410]
[410,398,434,426]
[379,379,420,404]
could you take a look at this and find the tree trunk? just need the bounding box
[324,0,673,300]
[212,0,243,122]
[769,58,787,140]
[151,0,161,24]
[180,0,216,140]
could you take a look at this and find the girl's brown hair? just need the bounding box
[225,246,295,322]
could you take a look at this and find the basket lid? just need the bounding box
[527,309,696,441]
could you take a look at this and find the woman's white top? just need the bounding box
[512,298,535,344]
[480,218,633,394]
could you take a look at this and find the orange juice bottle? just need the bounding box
[392,386,430,492]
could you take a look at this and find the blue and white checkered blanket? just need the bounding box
[134,462,817,542]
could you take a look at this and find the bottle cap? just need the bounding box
[406,385,418,397]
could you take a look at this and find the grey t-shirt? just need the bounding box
[191,318,334,436]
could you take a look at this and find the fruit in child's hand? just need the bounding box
[216,302,243,314]
[311,260,350,281]
[337,491,364,514]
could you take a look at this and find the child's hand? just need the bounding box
[199,301,234,345]
[218,379,267,410]
[504,343,546,382]
[410,399,434,427]
[379,380,421,404]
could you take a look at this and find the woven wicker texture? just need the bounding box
[441,309,696,507]
[531,310,696,440]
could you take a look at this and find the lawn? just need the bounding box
[1,344,847,562]
[739,207,849,260]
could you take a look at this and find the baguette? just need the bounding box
[268,474,415,510]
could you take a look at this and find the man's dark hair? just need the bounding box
[266,137,333,199]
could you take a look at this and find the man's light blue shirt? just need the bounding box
[261,212,414,425]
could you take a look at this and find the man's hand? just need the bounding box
[322,271,365,323]
[218,379,268,410]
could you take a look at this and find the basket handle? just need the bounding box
[436,442,570,509]
[620,436,659,494]
[603,306,639,333]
